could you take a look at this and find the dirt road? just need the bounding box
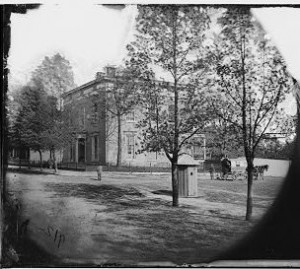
[6,170,284,266]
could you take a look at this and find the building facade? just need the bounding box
[62,66,206,168]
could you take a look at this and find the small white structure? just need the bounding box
[231,157,291,178]
[177,155,199,197]
[97,165,103,181]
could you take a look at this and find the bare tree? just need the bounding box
[105,67,140,167]
[205,101,243,159]
[127,5,211,206]
[206,7,291,220]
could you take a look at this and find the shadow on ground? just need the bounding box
[152,189,173,196]
[42,182,254,265]
[8,167,55,175]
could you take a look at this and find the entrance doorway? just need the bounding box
[78,138,86,163]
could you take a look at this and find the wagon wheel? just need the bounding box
[236,171,244,180]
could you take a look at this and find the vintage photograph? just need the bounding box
[2,2,300,267]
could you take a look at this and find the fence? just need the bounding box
[8,159,171,173]
[8,159,49,168]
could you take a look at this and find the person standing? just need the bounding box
[221,155,231,180]
[209,163,215,180]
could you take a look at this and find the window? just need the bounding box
[91,103,98,124]
[83,107,86,128]
[193,144,204,160]
[94,136,98,160]
[127,134,135,157]
[93,103,98,113]
[78,138,86,163]
[126,111,135,122]
[106,66,116,77]
[168,104,175,122]
[80,107,86,128]
[69,111,72,125]
[91,136,99,161]
[70,143,75,161]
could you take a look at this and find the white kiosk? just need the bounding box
[177,155,199,197]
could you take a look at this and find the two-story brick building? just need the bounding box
[62,66,206,168]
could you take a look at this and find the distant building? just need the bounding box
[61,66,206,168]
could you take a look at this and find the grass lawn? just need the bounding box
[198,175,284,208]
[6,170,285,266]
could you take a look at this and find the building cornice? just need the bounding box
[62,75,195,99]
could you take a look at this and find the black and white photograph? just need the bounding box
[2,1,300,267]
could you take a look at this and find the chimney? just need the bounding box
[104,65,117,77]
[95,72,105,80]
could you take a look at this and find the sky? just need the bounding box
[8,4,137,87]
[7,4,300,113]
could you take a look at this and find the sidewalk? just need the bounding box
[6,166,273,266]
[7,165,97,177]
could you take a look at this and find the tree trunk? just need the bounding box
[49,150,53,169]
[28,150,31,169]
[171,9,179,207]
[19,151,21,169]
[53,149,58,173]
[117,113,122,167]
[246,157,254,220]
[38,150,43,171]
[171,162,179,207]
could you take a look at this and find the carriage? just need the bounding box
[212,165,268,181]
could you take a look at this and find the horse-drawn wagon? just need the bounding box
[213,165,268,181]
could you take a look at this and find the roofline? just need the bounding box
[62,75,196,98]
[62,76,123,98]
[62,79,97,98]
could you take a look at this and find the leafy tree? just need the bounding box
[31,53,76,110]
[278,139,296,160]
[7,87,28,167]
[105,67,140,167]
[255,139,284,159]
[206,7,291,220]
[126,5,211,206]
[9,84,52,169]
[205,100,244,159]
[256,113,297,160]
[40,100,83,172]
[8,81,80,172]
[30,53,77,170]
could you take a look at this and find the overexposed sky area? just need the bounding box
[7,4,300,115]
[252,7,300,115]
[252,7,300,82]
[8,4,137,86]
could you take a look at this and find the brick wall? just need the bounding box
[62,73,206,167]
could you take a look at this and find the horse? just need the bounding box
[254,165,269,180]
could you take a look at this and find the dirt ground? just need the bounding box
[5,169,285,266]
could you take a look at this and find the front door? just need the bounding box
[78,138,86,163]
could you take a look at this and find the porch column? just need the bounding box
[75,140,78,163]
[203,136,206,160]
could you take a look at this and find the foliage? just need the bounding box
[106,67,140,117]
[127,5,211,158]
[126,5,211,206]
[40,100,81,152]
[204,102,244,159]
[31,53,76,110]
[7,87,24,150]
[205,7,292,220]
[9,85,50,152]
[135,80,209,158]
[255,139,286,159]
[8,82,80,171]
[105,67,141,166]
[28,53,78,170]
